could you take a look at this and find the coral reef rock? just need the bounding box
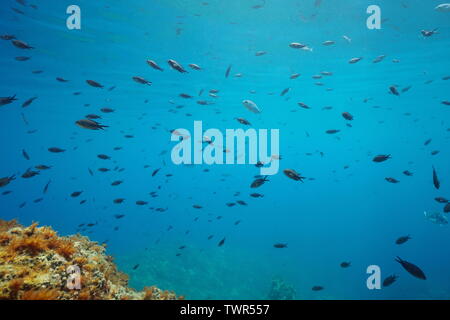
[0,219,181,300]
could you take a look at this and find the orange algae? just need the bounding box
[21,289,60,300]
[0,219,182,300]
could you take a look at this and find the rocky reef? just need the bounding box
[0,219,182,300]
[267,277,296,300]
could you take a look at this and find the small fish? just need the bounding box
[71,191,83,198]
[389,86,400,96]
[21,96,37,108]
[340,262,351,268]
[372,154,391,163]
[15,56,30,61]
[395,235,411,245]
[132,264,140,270]
[383,275,398,287]
[434,197,448,204]
[48,147,65,153]
[342,112,353,121]
[152,168,161,177]
[188,63,202,70]
[348,57,362,64]
[86,80,104,88]
[22,169,39,179]
[0,95,17,106]
[22,149,30,160]
[225,65,232,78]
[280,88,290,96]
[43,180,51,194]
[218,238,225,247]
[432,166,440,189]
[312,286,324,291]
[250,193,264,198]
[76,119,108,130]
[168,59,187,73]
[385,177,399,184]
[444,203,450,213]
[12,39,33,49]
[373,55,386,63]
[132,76,152,86]
[283,169,305,182]
[251,176,269,188]
[97,154,110,160]
[273,243,288,248]
[403,170,413,176]
[395,256,426,280]
[236,118,251,125]
[147,60,164,71]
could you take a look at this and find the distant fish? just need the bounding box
[435,3,450,12]
[168,59,187,73]
[389,86,400,96]
[48,147,66,153]
[382,275,398,287]
[385,177,399,184]
[373,55,386,63]
[432,166,440,189]
[348,57,362,64]
[147,60,164,71]
[342,112,354,121]
[75,119,108,130]
[21,96,37,108]
[86,80,104,88]
[280,88,290,96]
[225,65,232,78]
[242,100,261,114]
[311,286,324,291]
[71,191,83,198]
[22,149,30,160]
[273,243,288,248]
[218,238,225,247]
[43,180,51,194]
[12,39,33,49]
[322,40,335,46]
[395,235,411,245]
[372,154,391,163]
[152,168,161,177]
[188,63,202,70]
[251,176,269,188]
[132,76,152,86]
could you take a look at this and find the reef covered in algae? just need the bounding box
[0,219,181,300]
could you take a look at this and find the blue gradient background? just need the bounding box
[0,0,449,299]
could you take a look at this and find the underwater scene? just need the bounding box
[0,0,449,300]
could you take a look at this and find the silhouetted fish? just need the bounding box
[395,256,426,280]
[432,166,440,189]
[383,275,398,287]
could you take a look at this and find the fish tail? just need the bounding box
[395,256,402,263]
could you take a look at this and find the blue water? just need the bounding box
[1,0,449,299]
